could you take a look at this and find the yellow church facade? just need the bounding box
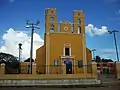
[36,8,92,75]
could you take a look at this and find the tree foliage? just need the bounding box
[0,52,19,74]
[95,55,113,62]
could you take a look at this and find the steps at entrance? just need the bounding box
[0,78,101,86]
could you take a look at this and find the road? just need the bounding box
[0,84,120,90]
[0,87,119,90]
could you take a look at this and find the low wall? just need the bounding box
[116,62,120,79]
[0,73,95,80]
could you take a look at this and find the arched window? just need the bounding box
[50,17,54,22]
[78,26,81,34]
[50,25,54,32]
[78,19,81,24]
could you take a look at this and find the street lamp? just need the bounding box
[92,49,96,60]
[108,30,119,62]
[18,43,22,74]
[26,20,40,74]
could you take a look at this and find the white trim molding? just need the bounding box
[60,56,75,59]
[63,47,65,56]
[70,47,71,56]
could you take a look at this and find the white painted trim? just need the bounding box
[60,56,75,59]
[63,43,71,56]
[64,27,68,31]
[64,43,71,47]
[70,47,71,56]
[92,62,97,64]
[108,62,115,63]
[78,27,80,34]
[47,32,82,35]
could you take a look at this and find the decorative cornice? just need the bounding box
[60,56,75,59]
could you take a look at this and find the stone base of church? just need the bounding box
[0,78,101,86]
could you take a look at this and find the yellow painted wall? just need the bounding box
[45,8,58,33]
[47,33,84,74]
[86,48,92,73]
[36,45,46,74]
[20,62,29,74]
[86,48,92,65]
[0,64,5,75]
[73,10,85,34]
[36,8,92,75]
[116,62,120,79]
[60,22,72,33]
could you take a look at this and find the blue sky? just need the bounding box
[0,0,120,60]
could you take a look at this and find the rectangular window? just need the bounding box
[65,47,70,56]
[78,60,83,68]
[54,60,58,67]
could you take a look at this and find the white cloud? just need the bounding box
[0,28,44,60]
[100,54,113,59]
[85,24,108,36]
[99,49,120,54]
[98,48,120,60]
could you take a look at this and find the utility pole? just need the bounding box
[92,49,96,60]
[18,43,22,74]
[108,30,119,62]
[26,20,40,74]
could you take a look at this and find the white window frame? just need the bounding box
[63,43,71,56]
[78,26,81,34]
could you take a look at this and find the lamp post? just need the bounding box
[108,30,119,62]
[92,49,96,60]
[26,20,40,74]
[18,43,22,74]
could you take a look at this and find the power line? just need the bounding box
[108,30,119,62]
